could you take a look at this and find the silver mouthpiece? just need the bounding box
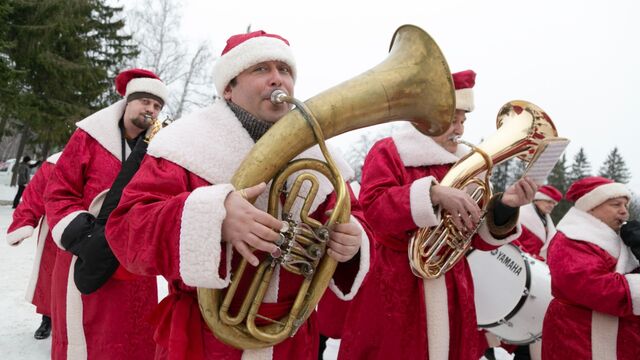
[448,135,462,143]
[270,90,288,104]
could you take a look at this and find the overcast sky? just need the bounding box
[128,0,640,193]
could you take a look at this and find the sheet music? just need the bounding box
[522,138,570,184]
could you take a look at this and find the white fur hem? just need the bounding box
[51,210,90,250]
[625,274,640,315]
[410,176,439,228]
[328,216,370,300]
[591,311,618,360]
[25,220,48,303]
[241,347,273,360]
[476,221,523,247]
[6,225,34,246]
[423,276,449,360]
[179,184,235,288]
[66,256,88,358]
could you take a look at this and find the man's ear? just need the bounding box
[223,85,232,100]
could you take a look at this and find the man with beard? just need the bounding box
[44,69,168,360]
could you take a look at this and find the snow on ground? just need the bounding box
[1,185,510,359]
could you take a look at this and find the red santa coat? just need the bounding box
[105,99,371,360]
[44,100,157,360]
[338,126,522,360]
[542,207,640,360]
[512,203,556,258]
[6,152,61,316]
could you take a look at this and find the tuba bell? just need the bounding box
[197,24,456,349]
[409,100,565,279]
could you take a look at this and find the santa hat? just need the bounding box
[534,184,563,203]
[565,176,630,211]
[115,68,168,106]
[453,70,475,112]
[213,30,297,96]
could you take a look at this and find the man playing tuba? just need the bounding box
[338,70,538,360]
[106,30,370,360]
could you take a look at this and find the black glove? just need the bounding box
[620,220,640,261]
[70,137,149,294]
[73,222,119,294]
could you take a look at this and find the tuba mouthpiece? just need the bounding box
[270,90,288,104]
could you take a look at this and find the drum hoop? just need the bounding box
[479,251,532,329]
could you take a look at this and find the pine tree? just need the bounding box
[4,0,137,154]
[548,154,569,193]
[568,148,591,183]
[598,147,631,183]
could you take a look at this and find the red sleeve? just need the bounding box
[44,131,94,247]
[6,162,54,244]
[547,234,636,317]
[359,139,429,245]
[106,155,233,288]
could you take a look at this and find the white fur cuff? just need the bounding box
[51,211,90,250]
[625,273,640,315]
[179,184,235,288]
[476,221,523,247]
[410,176,439,228]
[329,216,370,300]
[6,225,35,246]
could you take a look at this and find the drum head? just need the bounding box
[468,244,528,326]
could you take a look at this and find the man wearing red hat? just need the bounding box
[105,31,370,360]
[338,70,538,360]
[44,68,168,359]
[542,176,640,359]
[6,152,62,340]
[513,184,563,259]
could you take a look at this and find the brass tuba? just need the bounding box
[197,24,455,349]
[409,100,563,279]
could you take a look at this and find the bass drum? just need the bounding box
[467,243,552,345]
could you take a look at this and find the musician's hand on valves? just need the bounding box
[430,185,482,232]
[222,182,284,267]
[501,177,538,208]
[327,222,362,262]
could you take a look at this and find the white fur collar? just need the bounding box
[46,151,62,165]
[519,203,555,242]
[557,207,638,273]
[391,125,468,167]
[148,99,354,214]
[75,100,129,161]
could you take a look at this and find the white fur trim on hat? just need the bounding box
[126,77,168,104]
[213,36,296,96]
[455,88,474,112]
[534,191,557,203]
[574,183,630,211]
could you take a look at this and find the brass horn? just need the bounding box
[409,100,564,279]
[197,24,455,349]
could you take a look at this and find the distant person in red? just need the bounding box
[543,176,640,359]
[513,184,563,259]
[6,152,62,340]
